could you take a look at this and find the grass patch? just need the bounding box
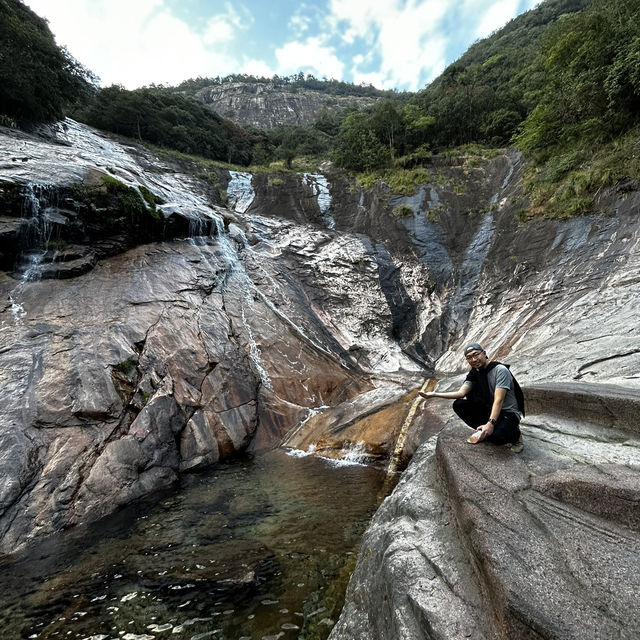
[426,204,446,223]
[45,238,67,251]
[385,167,432,194]
[392,204,413,217]
[267,176,284,187]
[356,172,379,190]
[522,127,640,219]
[114,358,135,375]
[456,143,504,159]
[356,167,432,195]
[395,145,433,168]
[138,184,164,207]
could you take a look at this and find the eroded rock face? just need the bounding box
[0,121,432,552]
[195,82,377,129]
[2,110,640,618]
[0,227,394,550]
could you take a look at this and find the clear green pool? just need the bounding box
[0,448,388,640]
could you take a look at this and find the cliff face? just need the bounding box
[1,119,639,637]
[194,82,378,129]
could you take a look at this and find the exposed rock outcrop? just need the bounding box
[1,120,431,552]
[195,82,378,129]
[329,385,640,640]
[1,114,639,640]
[326,162,640,638]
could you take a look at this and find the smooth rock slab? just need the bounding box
[331,401,640,640]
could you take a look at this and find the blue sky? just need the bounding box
[24,0,541,92]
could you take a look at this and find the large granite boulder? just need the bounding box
[330,385,640,640]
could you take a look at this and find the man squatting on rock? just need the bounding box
[420,343,524,452]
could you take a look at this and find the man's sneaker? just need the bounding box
[507,436,524,453]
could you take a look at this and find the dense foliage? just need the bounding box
[516,0,640,156]
[79,86,259,165]
[0,0,95,124]
[77,85,344,167]
[515,0,640,216]
[331,0,591,171]
[414,0,591,148]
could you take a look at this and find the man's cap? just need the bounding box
[464,342,484,355]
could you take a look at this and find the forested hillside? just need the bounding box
[331,0,593,170]
[331,0,640,217]
[77,85,260,166]
[0,0,95,124]
[173,73,399,99]
[1,0,639,217]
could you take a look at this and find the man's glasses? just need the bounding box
[465,351,483,361]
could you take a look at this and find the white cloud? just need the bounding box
[203,3,251,45]
[289,14,312,36]
[474,0,519,38]
[327,0,450,91]
[275,37,344,79]
[23,0,545,93]
[239,58,276,78]
[23,0,242,88]
[352,70,386,89]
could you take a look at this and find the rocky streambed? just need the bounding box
[1,119,639,639]
[0,448,386,640]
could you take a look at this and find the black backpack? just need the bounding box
[466,361,526,417]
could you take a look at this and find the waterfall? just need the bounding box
[303,173,335,229]
[14,184,57,279]
[338,441,369,465]
[187,215,274,391]
[227,171,255,213]
[5,184,58,325]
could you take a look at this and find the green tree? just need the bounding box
[410,0,590,149]
[0,0,96,124]
[370,100,404,160]
[333,113,390,171]
[79,86,257,165]
[516,0,640,157]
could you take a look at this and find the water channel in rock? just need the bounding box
[0,448,389,640]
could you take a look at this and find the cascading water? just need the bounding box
[446,156,519,337]
[6,184,58,325]
[14,183,55,277]
[227,171,255,213]
[303,174,334,229]
[187,215,274,391]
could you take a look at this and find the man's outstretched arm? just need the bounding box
[419,383,471,400]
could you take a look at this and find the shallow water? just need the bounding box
[0,449,388,640]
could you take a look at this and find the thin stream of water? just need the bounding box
[0,449,388,640]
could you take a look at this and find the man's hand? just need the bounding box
[418,391,436,399]
[467,421,494,444]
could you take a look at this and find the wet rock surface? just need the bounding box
[1,114,640,640]
[0,121,428,551]
[330,391,640,640]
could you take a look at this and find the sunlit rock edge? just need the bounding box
[328,176,640,638]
